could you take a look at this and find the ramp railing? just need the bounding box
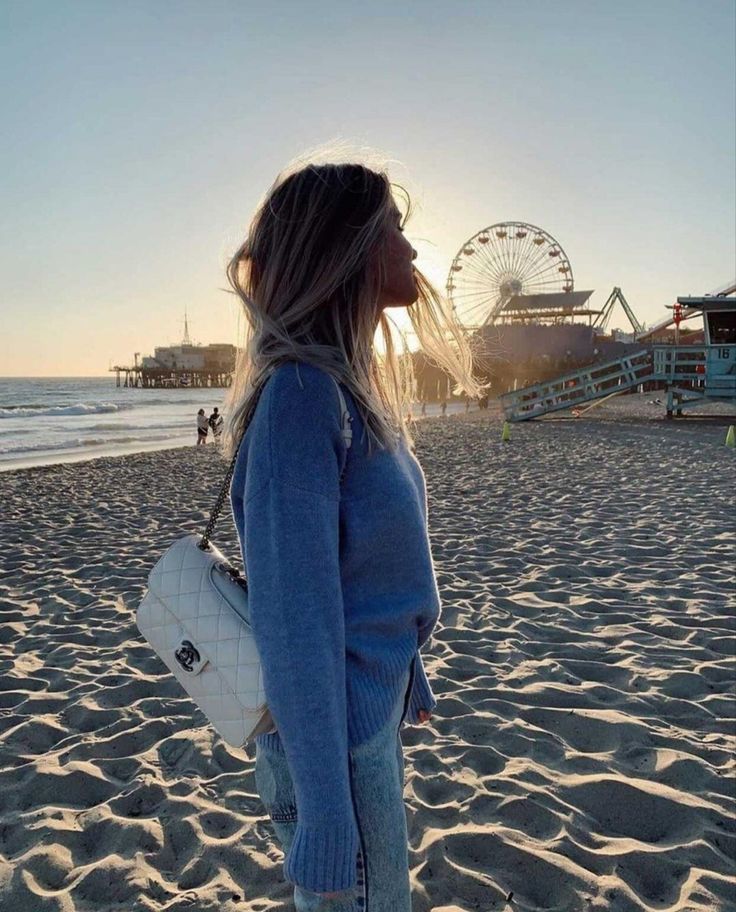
[500,349,654,422]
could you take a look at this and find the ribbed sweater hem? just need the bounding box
[256,639,419,754]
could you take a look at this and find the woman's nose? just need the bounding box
[411,247,418,261]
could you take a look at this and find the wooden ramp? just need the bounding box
[500,350,655,422]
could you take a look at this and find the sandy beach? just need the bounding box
[1,398,734,912]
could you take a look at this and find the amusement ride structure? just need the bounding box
[446,221,596,328]
[441,221,608,397]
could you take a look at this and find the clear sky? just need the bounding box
[1,0,734,376]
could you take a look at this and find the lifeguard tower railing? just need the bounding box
[500,344,736,421]
[654,344,736,414]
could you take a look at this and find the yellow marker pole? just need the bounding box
[501,421,511,442]
[726,425,736,448]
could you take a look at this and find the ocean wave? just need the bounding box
[0,432,190,456]
[0,403,45,410]
[85,421,187,432]
[0,402,135,419]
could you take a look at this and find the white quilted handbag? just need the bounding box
[136,372,353,747]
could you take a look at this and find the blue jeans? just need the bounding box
[254,657,417,911]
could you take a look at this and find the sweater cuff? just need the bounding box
[405,652,437,724]
[284,818,361,893]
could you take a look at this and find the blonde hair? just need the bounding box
[223,159,488,458]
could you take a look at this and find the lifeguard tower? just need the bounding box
[653,295,736,415]
[499,287,736,421]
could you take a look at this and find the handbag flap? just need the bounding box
[145,535,266,711]
[148,534,224,605]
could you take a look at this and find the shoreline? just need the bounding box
[0,399,479,474]
[2,391,734,475]
[0,401,485,475]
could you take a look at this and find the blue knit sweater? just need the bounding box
[230,361,441,894]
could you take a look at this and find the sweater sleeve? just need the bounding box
[405,649,438,724]
[241,364,359,893]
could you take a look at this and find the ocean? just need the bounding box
[0,378,227,471]
[0,377,471,471]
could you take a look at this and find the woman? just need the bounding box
[196,408,209,445]
[225,161,486,910]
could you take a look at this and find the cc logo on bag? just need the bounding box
[175,640,200,673]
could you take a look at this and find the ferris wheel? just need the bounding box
[446,222,574,329]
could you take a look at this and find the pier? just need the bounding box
[111,318,237,388]
[110,365,233,388]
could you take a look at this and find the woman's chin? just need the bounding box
[398,284,420,307]
[379,283,419,309]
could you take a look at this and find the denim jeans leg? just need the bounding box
[253,742,299,854]
[253,663,413,912]
[347,690,412,912]
[255,742,361,911]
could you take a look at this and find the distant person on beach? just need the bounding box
[223,160,488,909]
[208,407,223,441]
[196,408,208,445]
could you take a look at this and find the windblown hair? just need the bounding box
[223,161,488,459]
